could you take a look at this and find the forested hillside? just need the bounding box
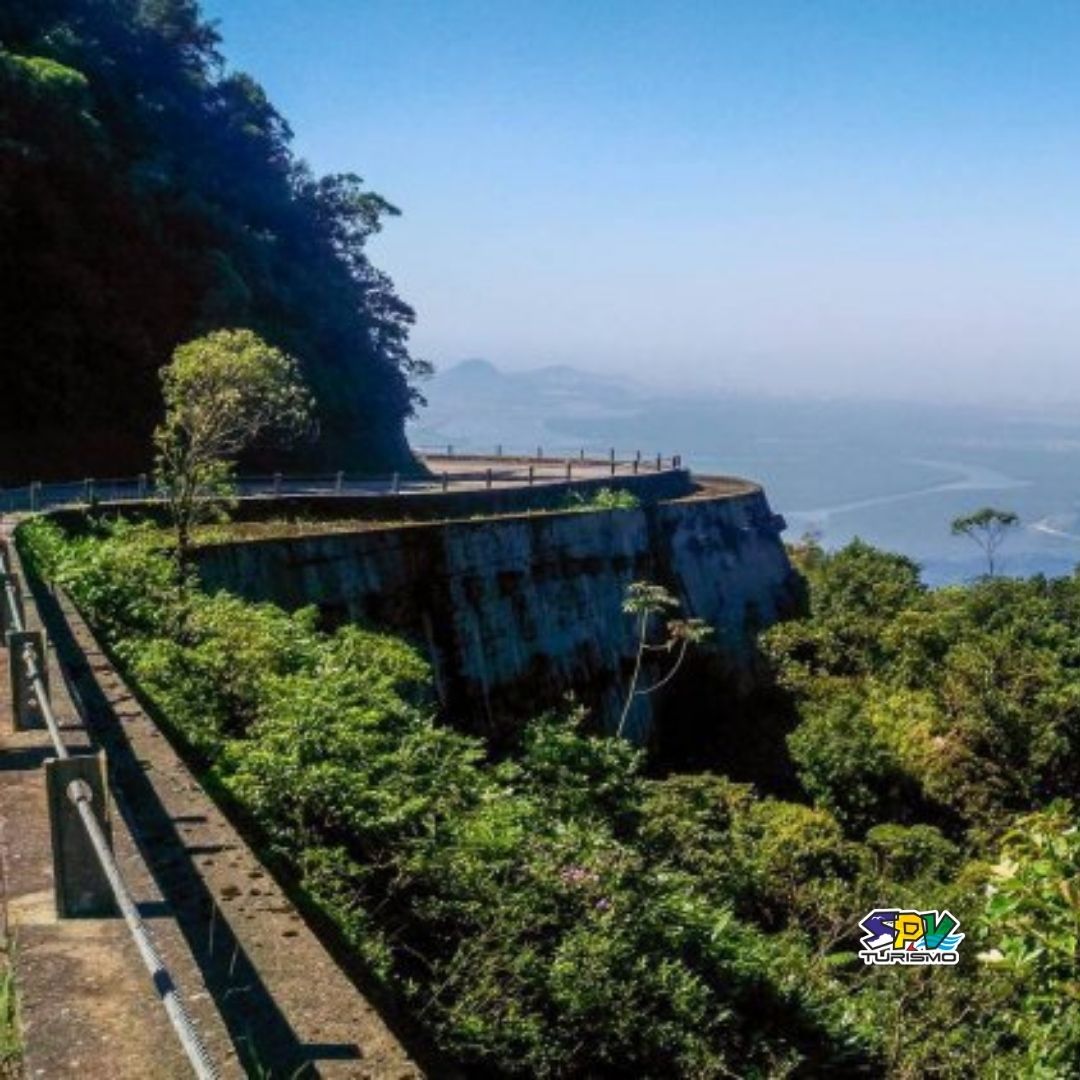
[0,0,427,483]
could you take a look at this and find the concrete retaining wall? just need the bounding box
[194,481,797,744]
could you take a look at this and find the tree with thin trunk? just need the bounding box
[154,329,312,563]
[950,507,1020,578]
[617,581,712,739]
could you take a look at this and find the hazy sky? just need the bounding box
[204,0,1080,403]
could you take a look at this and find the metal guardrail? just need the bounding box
[68,780,219,1079]
[412,442,679,463]
[0,542,219,1079]
[0,449,685,514]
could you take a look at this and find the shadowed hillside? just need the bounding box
[0,0,427,483]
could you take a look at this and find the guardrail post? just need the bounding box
[83,478,95,504]
[335,470,345,493]
[7,629,46,732]
[442,472,449,492]
[528,465,535,486]
[656,453,662,471]
[392,471,400,494]
[29,482,40,512]
[633,458,639,475]
[486,468,493,490]
[273,472,283,497]
[46,752,116,918]
[610,458,617,477]
[0,573,24,634]
[137,473,148,499]
[565,461,572,481]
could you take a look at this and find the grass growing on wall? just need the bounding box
[561,487,641,512]
[18,516,1080,1078]
[0,942,21,1078]
[168,488,644,546]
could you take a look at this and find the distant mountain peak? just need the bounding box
[447,358,499,375]
[438,358,638,393]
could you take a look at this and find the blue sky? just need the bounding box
[203,0,1080,402]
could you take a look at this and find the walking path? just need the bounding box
[0,451,681,514]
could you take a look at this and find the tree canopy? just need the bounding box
[0,0,427,483]
[154,328,312,557]
[951,507,1021,577]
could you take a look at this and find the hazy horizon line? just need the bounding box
[423,357,1080,416]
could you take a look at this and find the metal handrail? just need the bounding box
[21,644,67,761]
[68,779,218,1080]
[0,447,685,512]
[1,552,22,632]
[0,546,219,1079]
[0,552,65,758]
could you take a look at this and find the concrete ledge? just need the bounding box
[45,466,708,532]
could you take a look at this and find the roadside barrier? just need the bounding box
[0,538,219,1079]
[0,448,685,514]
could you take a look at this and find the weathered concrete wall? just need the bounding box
[193,479,796,745]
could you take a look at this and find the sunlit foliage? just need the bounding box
[20,519,1080,1076]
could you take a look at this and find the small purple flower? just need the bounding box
[559,864,599,887]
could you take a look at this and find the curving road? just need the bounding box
[0,452,683,515]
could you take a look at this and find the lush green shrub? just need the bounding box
[768,539,1080,836]
[29,519,1080,1077]
[864,823,958,885]
[562,486,641,512]
[787,693,912,834]
[22,518,180,640]
[765,539,924,681]
[520,709,644,826]
[20,517,877,1077]
[975,802,1080,1075]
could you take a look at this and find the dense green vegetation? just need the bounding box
[0,0,426,483]
[0,943,19,1079]
[561,487,642,512]
[153,328,312,558]
[19,519,1080,1077]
